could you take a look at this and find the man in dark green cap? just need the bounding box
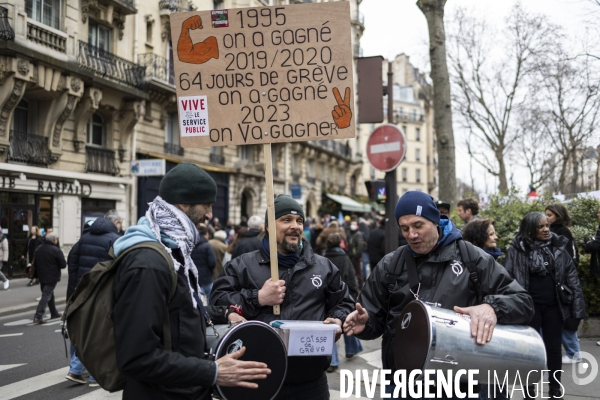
[111,162,271,400]
[212,194,355,400]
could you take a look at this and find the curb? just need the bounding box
[0,297,67,318]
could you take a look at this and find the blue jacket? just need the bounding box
[71,217,120,283]
[190,236,216,286]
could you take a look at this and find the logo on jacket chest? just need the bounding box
[450,260,464,276]
[311,274,323,289]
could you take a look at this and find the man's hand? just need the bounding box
[454,304,497,345]
[216,347,271,388]
[258,279,286,306]
[324,317,343,341]
[228,312,246,324]
[343,303,369,336]
[182,16,203,30]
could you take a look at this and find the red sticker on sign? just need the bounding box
[211,10,229,28]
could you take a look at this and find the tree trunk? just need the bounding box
[497,151,508,193]
[570,151,580,194]
[417,0,456,205]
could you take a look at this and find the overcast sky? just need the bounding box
[359,0,597,195]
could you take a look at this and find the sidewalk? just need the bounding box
[0,269,69,317]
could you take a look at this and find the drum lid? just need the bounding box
[393,301,431,372]
[215,320,287,400]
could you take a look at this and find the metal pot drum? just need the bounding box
[393,300,546,384]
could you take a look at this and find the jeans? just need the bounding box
[69,343,96,382]
[0,269,7,282]
[529,303,563,391]
[34,282,59,319]
[200,283,213,305]
[562,329,581,359]
[331,334,363,366]
[362,252,370,280]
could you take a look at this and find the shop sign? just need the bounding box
[0,175,92,196]
[130,159,166,176]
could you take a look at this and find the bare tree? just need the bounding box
[416,0,456,205]
[447,4,558,193]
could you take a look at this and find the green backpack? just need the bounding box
[64,241,177,392]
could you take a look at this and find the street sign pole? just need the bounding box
[385,62,399,254]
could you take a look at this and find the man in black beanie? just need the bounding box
[212,194,354,400]
[110,162,270,400]
[343,191,534,399]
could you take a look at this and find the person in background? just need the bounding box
[436,200,451,217]
[346,220,365,288]
[358,216,370,284]
[545,204,582,364]
[462,219,502,260]
[231,216,263,259]
[456,198,482,224]
[366,219,386,272]
[44,226,60,247]
[316,220,346,255]
[191,225,216,304]
[323,233,363,373]
[583,207,600,346]
[504,212,586,399]
[209,230,228,280]
[23,225,43,286]
[32,232,66,324]
[310,221,324,251]
[0,226,9,289]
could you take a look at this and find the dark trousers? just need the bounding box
[274,373,329,400]
[34,282,59,319]
[350,256,364,288]
[529,303,563,391]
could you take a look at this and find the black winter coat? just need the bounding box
[211,240,354,385]
[367,227,386,268]
[584,223,600,275]
[357,241,534,370]
[324,247,359,299]
[35,241,66,284]
[230,228,261,259]
[113,246,227,400]
[23,236,43,263]
[550,223,578,266]
[191,236,216,286]
[72,217,120,282]
[504,233,586,321]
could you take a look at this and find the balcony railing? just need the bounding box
[395,111,425,122]
[27,19,66,53]
[159,0,195,13]
[78,41,146,89]
[138,53,174,85]
[209,153,225,165]
[314,140,351,158]
[353,44,363,58]
[352,10,364,25]
[0,6,14,40]
[8,131,54,166]
[164,142,184,156]
[86,146,120,175]
[307,176,316,184]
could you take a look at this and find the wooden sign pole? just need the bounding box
[263,143,280,315]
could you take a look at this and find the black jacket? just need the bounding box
[72,218,120,282]
[113,246,227,400]
[504,233,586,321]
[211,240,354,384]
[324,247,359,299]
[367,227,386,268]
[584,223,600,275]
[357,241,533,370]
[23,236,43,263]
[34,241,66,284]
[230,228,261,259]
[550,223,578,266]
[191,236,216,286]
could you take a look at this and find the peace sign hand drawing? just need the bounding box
[331,87,352,129]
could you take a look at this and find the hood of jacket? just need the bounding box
[89,217,119,236]
[510,232,568,254]
[113,217,179,257]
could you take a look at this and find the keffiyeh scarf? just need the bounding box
[146,196,202,308]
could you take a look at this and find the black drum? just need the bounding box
[207,321,287,400]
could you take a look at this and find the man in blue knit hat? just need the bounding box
[343,191,534,399]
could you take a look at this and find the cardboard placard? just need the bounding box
[169,2,355,148]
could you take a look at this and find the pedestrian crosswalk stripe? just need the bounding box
[3,319,32,326]
[0,364,26,372]
[0,333,23,337]
[358,349,382,369]
[71,389,122,399]
[1,366,69,399]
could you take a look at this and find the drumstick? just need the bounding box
[263,144,281,315]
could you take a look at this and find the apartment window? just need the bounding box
[433,138,437,148]
[26,0,61,29]
[416,149,421,162]
[89,20,111,51]
[87,113,105,146]
[213,0,224,9]
[402,168,407,182]
[11,100,29,133]
[402,125,407,136]
[240,145,254,161]
[410,109,418,120]
[307,159,315,178]
[320,162,325,178]
[146,18,153,43]
[416,169,421,183]
[165,112,179,145]
[338,169,345,185]
[416,128,421,141]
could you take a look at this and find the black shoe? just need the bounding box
[326,366,338,373]
[523,386,536,399]
[33,318,46,325]
[549,388,563,398]
[345,354,355,359]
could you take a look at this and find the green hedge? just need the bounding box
[453,193,600,316]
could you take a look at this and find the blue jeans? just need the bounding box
[34,282,58,319]
[330,334,363,366]
[200,283,213,305]
[562,329,581,359]
[69,343,96,382]
[362,252,370,280]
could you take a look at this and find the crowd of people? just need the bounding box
[5,162,597,399]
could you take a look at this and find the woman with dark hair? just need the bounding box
[462,219,501,260]
[323,232,362,373]
[545,204,583,364]
[504,212,586,399]
[22,225,43,286]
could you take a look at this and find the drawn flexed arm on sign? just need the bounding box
[178,16,219,64]
[331,87,352,129]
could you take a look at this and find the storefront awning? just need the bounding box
[326,194,371,213]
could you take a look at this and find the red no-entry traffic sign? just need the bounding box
[366,124,407,172]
